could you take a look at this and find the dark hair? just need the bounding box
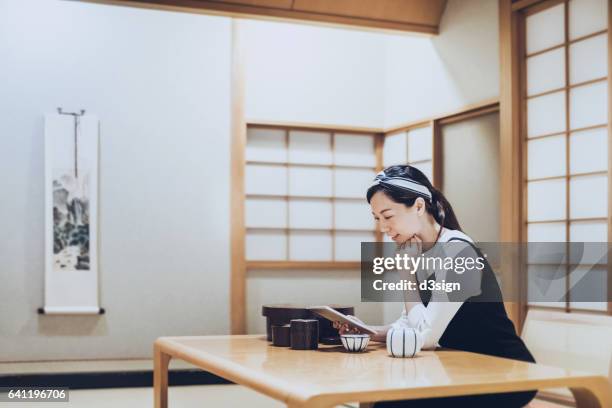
[366,165,462,231]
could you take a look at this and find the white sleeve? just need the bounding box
[391,302,463,349]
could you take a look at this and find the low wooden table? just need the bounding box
[153,335,611,408]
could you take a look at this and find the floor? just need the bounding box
[0,359,355,407]
[0,384,285,407]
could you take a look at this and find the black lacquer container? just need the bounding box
[271,324,291,347]
[262,304,354,345]
[289,319,319,350]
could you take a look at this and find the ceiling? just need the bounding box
[97,0,448,35]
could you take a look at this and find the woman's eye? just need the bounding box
[384,216,393,220]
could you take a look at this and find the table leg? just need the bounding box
[154,343,172,408]
[570,378,611,408]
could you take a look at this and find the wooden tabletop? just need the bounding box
[153,335,611,408]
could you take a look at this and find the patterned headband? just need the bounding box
[370,170,433,202]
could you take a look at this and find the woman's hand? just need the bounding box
[398,234,423,257]
[396,234,423,278]
[333,315,364,334]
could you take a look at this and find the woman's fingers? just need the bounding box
[334,321,362,334]
[334,322,346,333]
[409,235,419,246]
[409,235,423,254]
[346,325,361,334]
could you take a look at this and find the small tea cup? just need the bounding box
[340,334,370,352]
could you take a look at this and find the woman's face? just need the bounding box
[370,191,426,244]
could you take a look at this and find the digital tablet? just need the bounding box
[308,306,377,335]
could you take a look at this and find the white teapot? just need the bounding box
[386,327,426,358]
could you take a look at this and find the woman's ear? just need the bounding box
[415,197,426,216]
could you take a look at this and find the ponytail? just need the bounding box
[366,165,462,232]
[430,186,462,231]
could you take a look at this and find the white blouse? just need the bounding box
[390,228,479,350]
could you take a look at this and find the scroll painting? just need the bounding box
[43,113,100,314]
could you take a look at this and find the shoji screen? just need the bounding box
[524,0,609,312]
[245,127,377,264]
[383,125,434,181]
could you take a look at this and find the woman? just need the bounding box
[338,165,536,408]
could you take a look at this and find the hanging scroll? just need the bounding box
[41,109,102,315]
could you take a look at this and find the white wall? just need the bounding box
[384,0,499,126]
[0,0,232,361]
[241,19,387,128]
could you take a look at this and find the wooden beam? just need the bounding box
[563,0,571,314]
[374,133,384,243]
[511,0,563,12]
[247,261,361,270]
[436,104,499,126]
[83,0,440,35]
[499,0,525,331]
[521,0,565,16]
[230,20,247,335]
[292,0,447,27]
[432,120,442,189]
[247,120,383,135]
[511,0,543,11]
[384,120,432,136]
[608,0,612,316]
